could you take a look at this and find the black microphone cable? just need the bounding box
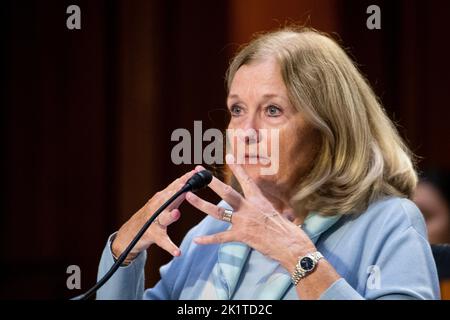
[71,170,213,300]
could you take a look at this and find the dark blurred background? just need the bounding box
[1,0,449,299]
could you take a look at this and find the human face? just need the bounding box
[413,182,450,244]
[226,58,320,202]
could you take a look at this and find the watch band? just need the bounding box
[291,251,324,286]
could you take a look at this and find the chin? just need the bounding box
[241,164,280,185]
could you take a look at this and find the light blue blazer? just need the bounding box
[96,196,440,300]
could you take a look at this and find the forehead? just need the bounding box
[228,58,288,98]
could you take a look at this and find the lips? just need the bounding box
[244,154,266,159]
[243,154,270,164]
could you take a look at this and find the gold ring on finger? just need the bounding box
[222,209,233,224]
[154,216,165,228]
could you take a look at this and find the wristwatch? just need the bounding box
[291,251,324,286]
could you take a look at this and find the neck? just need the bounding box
[260,188,308,225]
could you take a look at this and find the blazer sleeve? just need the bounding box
[96,219,205,300]
[95,233,147,300]
[319,199,441,300]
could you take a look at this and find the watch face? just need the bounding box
[300,256,315,271]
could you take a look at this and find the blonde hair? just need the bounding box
[225,27,418,215]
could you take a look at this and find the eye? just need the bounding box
[229,104,243,117]
[265,105,282,117]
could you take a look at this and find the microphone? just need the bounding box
[184,169,213,192]
[72,170,213,300]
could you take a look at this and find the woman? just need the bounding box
[97,28,440,300]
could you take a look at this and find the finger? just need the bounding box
[185,192,224,220]
[156,236,181,257]
[151,170,195,208]
[194,166,242,208]
[195,165,206,172]
[194,231,235,245]
[157,208,181,226]
[162,170,197,195]
[225,154,262,198]
[166,192,186,211]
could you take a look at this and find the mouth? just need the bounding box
[243,154,270,164]
[244,154,264,159]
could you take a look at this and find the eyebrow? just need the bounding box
[227,93,283,100]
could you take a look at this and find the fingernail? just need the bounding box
[171,209,180,219]
[173,249,180,256]
[225,154,234,164]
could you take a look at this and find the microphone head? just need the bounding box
[185,170,213,192]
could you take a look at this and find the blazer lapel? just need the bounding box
[213,211,341,300]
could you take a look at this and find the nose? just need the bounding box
[238,116,261,145]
